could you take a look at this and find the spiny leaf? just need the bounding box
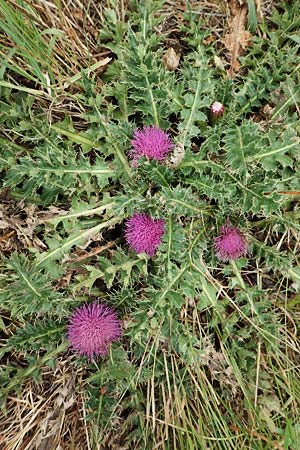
[1,320,65,356]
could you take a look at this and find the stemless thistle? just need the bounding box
[67,302,122,359]
[214,223,248,262]
[130,126,174,165]
[211,101,224,117]
[125,212,165,257]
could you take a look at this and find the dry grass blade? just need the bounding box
[0,0,112,88]
[0,360,89,450]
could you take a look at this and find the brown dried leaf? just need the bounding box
[222,3,252,77]
[203,34,216,46]
[260,104,274,119]
[72,8,84,21]
[0,201,46,251]
[35,377,76,449]
[166,143,185,168]
[214,55,226,72]
[162,47,180,71]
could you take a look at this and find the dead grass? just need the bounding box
[0,357,89,450]
[4,0,108,76]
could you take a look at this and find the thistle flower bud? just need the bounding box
[211,101,224,117]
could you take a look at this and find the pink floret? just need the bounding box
[214,224,248,262]
[67,302,122,359]
[125,212,165,257]
[130,126,174,164]
[211,101,224,117]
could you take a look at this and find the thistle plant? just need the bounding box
[1,2,300,450]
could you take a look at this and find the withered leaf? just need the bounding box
[222,3,252,77]
[166,143,185,168]
[162,47,180,71]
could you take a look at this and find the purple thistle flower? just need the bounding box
[67,302,122,359]
[214,223,248,262]
[211,101,224,117]
[125,212,165,257]
[130,126,174,165]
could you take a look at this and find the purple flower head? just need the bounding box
[67,301,122,359]
[214,223,248,262]
[211,101,224,117]
[130,126,174,165]
[125,212,165,257]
